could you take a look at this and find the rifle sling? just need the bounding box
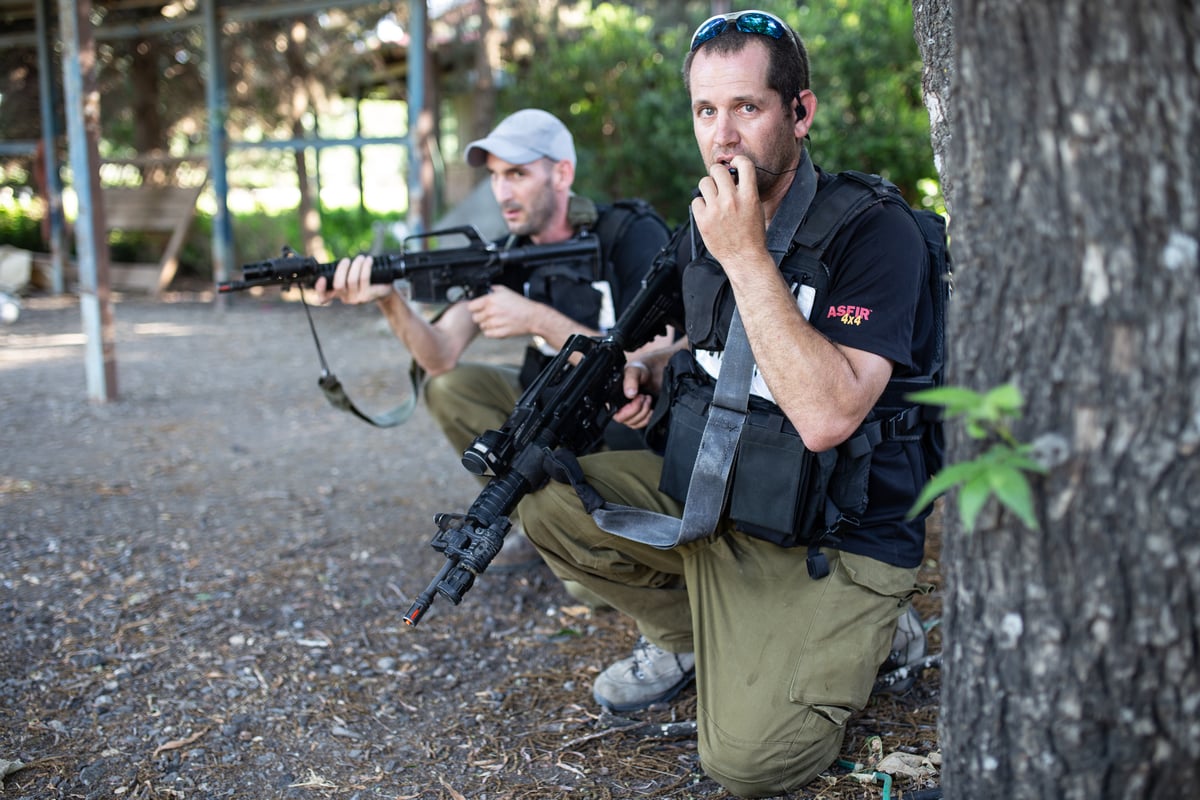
[591,150,817,548]
[302,288,422,428]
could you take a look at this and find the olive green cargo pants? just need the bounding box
[519,448,920,798]
[423,362,522,463]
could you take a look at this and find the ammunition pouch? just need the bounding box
[651,351,929,548]
[658,384,846,547]
[681,253,735,350]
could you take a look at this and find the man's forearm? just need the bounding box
[732,266,888,451]
[375,290,463,376]
[528,302,600,352]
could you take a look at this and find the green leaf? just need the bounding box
[905,385,983,414]
[966,419,990,439]
[907,481,943,519]
[959,474,992,532]
[907,381,1051,533]
[1006,446,1050,475]
[980,383,1025,418]
[938,458,988,483]
[989,466,1040,530]
[905,458,986,520]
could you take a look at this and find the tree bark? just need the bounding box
[130,39,168,185]
[470,3,499,143]
[912,1,1200,797]
[284,19,327,261]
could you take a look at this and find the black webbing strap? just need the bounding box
[543,448,607,514]
[300,289,421,428]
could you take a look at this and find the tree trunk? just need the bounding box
[285,19,326,260]
[130,39,168,185]
[470,3,498,143]
[912,1,1200,797]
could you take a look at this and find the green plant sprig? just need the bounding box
[906,383,1047,532]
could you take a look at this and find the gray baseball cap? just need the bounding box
[464,109,576,168]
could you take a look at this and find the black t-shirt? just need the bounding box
[811,177,934,568]
[812,197,928,374]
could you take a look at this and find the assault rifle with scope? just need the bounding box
[402,233,684,626]
[217,225,600,304]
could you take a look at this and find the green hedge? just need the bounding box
[0,207,45,252]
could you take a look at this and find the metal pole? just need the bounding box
[36,0,67,295]
[204,0,234,307]
[355,89,365,218]
[58,0,117,401]
[406,0,426,236]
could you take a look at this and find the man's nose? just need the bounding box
[714,112,740,145]
[492,176,513,202]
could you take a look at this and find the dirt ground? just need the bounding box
[0,286,943,800]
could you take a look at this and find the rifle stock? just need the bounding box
[216,225,600,305]
[403,237,683,626]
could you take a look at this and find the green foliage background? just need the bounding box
[0,208,44,253]
[498,0,937,226]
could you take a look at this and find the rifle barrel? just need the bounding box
[218,226,601,297]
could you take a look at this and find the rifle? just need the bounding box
[403,236,683,626]
[217,225,600,304]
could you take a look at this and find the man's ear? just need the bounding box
[795,90,817,134]
[553,157,575,191]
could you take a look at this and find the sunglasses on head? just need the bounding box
[690,9,794,52]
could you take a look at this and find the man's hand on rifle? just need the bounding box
[470,285,598,352]
[313,254,395,306]
[466,285,542,339]
[613,366,654,429]
[612,336,686,430]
